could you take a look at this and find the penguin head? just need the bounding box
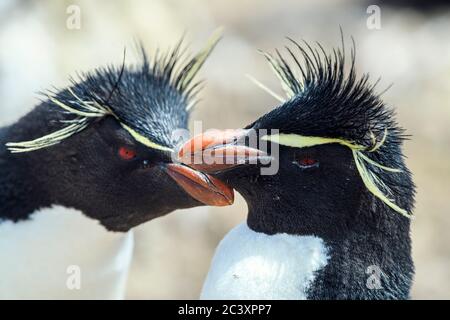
[6,34,234,232]
[178,37,415,238]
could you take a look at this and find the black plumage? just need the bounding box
[253,38,403,150]
[199,35,416,299]
[60,41,206,148]
[7,39,213,153]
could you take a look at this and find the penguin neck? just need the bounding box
[244,191,413,299]
[0,104,62,221]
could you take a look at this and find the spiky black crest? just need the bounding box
[62,41,197,147]
[252,37,405,149]
[7,31,221,153]
[250,35,415,216]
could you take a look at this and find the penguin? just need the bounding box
[0,32,233,299]
[178,36,416,300]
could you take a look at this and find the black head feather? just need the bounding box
[57,40,204,147]
[251,37,404,150]
[64,45,189,148]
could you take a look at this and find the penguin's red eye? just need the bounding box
[119,147,137,160]
[294,156,319,168]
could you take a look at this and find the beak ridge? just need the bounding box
[177,129,270,173]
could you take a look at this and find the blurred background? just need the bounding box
[0,0,449,299]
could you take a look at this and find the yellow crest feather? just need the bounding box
[183,28,222,111]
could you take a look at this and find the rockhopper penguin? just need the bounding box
[0,31,233,299]
[179,36,415,299]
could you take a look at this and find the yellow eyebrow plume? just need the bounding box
[261,134,364,151]
[6,90,173,153]
[261,133,410,218]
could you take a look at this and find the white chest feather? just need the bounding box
[0,206,134,299]
[200,222,329,300]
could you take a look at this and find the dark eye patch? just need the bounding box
[290,143,354,171]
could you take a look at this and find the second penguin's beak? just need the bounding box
[165,163,234,206]
[176,129,270,173]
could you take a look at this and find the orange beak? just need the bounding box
[165,163,234,206]
[176,129,270,173]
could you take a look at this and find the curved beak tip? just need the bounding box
[165,163,234,206]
